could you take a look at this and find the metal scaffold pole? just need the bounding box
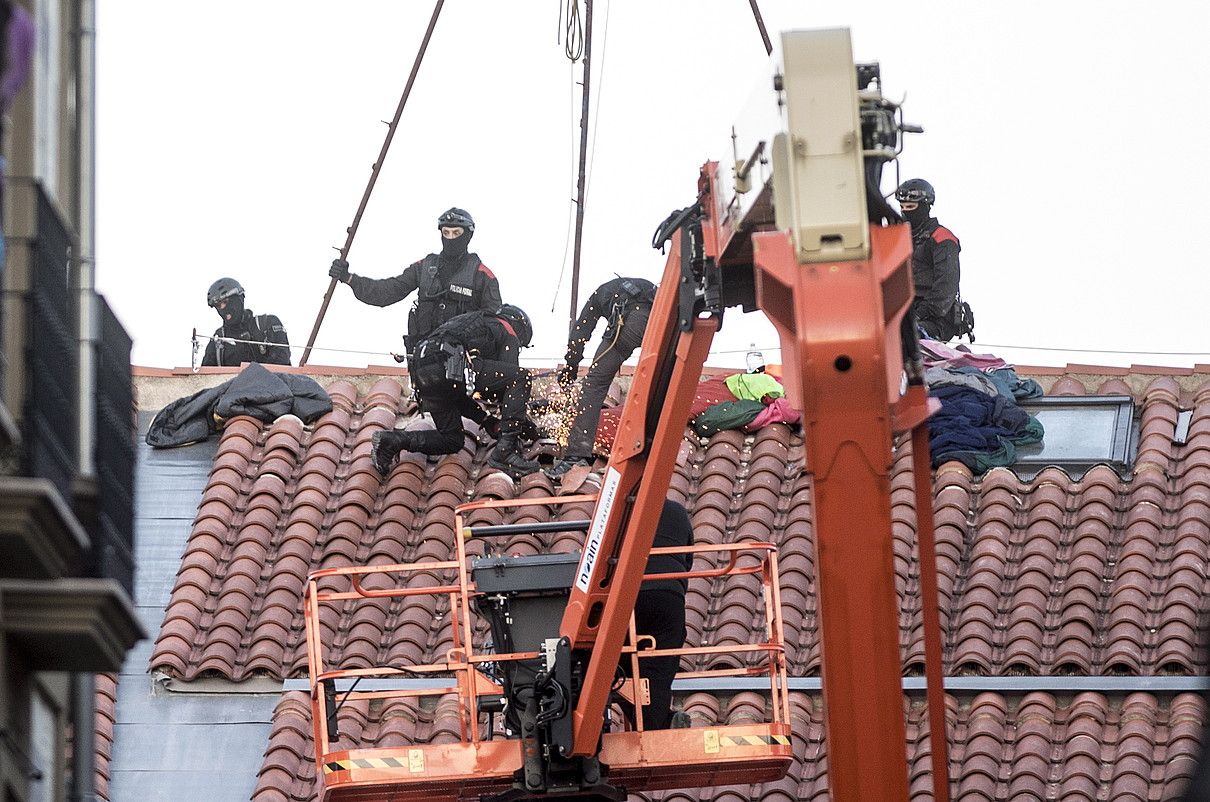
[748,0,773,55]
[299,0,446,366]
[568,0,593,332]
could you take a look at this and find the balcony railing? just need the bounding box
[23,183,77,503]
[0,179,137,594]
[90,297,135,594]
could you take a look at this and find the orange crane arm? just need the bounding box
[556,207,720,757]
[554,27,950,800]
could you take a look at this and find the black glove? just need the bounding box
[329,258,351,283]
[557,364,578,387]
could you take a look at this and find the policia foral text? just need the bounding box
[328,208,502,351]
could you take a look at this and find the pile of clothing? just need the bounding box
[690,372,800,437]
[591,371,801,456]
[921,339,1044,473]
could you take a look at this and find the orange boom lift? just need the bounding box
[304,28,950,802]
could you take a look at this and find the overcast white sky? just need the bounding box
[95,1,1210,372]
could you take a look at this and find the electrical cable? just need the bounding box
[974,343,1210,357]
[562,0,584,61]
[197,334,1210,370]
[193,332,392,359]
[564,307,630,377]
[331,676,363,720]
[586,320,626,370]
[698,341,1210,359]
[192,332,577,369]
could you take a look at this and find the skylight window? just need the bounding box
[1012,395,1136,480]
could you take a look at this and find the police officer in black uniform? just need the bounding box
[370,304,540,478]
[548,276,657,479]
[618,498,692,730]
[328,207,503,352]
[896,179,972,342]
[201,278,292,367]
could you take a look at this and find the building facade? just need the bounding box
[0,2,142,801]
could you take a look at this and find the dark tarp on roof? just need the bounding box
[146,362,332,448]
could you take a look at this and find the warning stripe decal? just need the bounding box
[323,756,408,773]
[719,734,791,747]
[325,733,790,773]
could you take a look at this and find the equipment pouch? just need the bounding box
[951,297,976,343]
[407,303,419,346]
[441,344,477,396]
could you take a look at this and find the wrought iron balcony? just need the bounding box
[0,178,142,671]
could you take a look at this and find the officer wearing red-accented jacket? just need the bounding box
[896,179,973,342]
[370,304,539,479]
[617,498,693,731]
[328,207,503,350]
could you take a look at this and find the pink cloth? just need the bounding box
[593,376,736,456]
[920,339,1007,371]
[742,397,801,432]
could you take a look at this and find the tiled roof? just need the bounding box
[95,673,118,802]
[152,375,1210,682]
[250,690,1205,802]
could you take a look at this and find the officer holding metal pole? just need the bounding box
[327,208,503,357]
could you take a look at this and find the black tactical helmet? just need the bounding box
[437,207,475,233]
[207,277,245,308]
[496,304,532,348]
[895,178,935,205]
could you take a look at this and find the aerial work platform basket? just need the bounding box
[303,495,793,802]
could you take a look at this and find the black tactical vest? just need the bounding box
[408,253,485,345]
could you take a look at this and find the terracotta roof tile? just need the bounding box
[94,673,117,801]
[250,691,1206,802]
[154,377,1210,685]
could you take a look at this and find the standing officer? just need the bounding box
[201,278,292,367]
[895,179,973,342]
[618,498,693,730]
[548,276,657,479]
[328,207,503,352]
[370,304,540,479]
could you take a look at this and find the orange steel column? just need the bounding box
[751,224,914,800]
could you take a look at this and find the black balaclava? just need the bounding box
[439,229,472,265]
[903,202,932,231]
[218,295,245,328]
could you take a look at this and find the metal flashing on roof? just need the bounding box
[284,676,1210,695]
[1174,408,1194,445]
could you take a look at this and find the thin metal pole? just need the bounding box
[299,0,446,366]
[568,0,593,332]
[747,0,773,55]
[910,404,951,802]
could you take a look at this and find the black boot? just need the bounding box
[546,455,591,479]
[487,423,541,478]
[371,429,410,476]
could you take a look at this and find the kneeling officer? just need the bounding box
[371,304,540,478]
